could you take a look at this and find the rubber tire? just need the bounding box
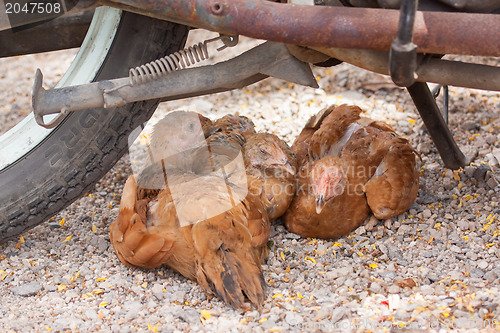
[0,12,189,243]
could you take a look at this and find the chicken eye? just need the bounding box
[187,123,195,131]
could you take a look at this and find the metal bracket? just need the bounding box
[217,34,239,51]
[431,84,449,124]
[32,41,318,128]
[389,0,418,87]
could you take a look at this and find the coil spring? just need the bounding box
[129,41,212,86]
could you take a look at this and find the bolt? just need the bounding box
[211,2,225,15]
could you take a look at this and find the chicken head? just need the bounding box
[309,156,346,214]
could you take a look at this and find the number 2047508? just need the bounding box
[5,2,62,14]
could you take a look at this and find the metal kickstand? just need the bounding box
[407,82,466,169]
[32,41,318,128]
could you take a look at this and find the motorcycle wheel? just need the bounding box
[0,7,189,243]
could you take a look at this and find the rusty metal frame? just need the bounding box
[98,0,500,57]
[3,0,499,57]
[311,47,500,91]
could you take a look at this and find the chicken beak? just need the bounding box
[316,194,325,214]
[279,160,296,176]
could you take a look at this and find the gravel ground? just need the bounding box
[1,28,500,333]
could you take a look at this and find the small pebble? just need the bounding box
[473,164,490,180]
[330,307,347,323]
[484,271,498,283]
[470,268,485,279]
[427,274,440,282]
[285,312,302,326]
[417,142,431,154]
[462,121,480,131]
[477,260,489,270]
[422,251,433,258]
[11,282,42,297]
[420,285,433,295]
[457,219,469,230]
[370,282,382,293]
[421,209,432,218]
[487,177,499,189]
[151,283,164,294]
[467,251,478,261]
[388,285,400,294]
[450,271,463,281]
[177,309,200,324]
[485,135,496,145]
[380,271,397,280]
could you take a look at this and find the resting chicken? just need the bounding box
[109,111,295,309]
[283,104,420,239]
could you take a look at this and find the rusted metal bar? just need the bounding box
[100,0,500,57]
[311,47,500,91]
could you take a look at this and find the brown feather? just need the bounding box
[192,189,268,309]
[109,176,176,268]
[212,114,256,140]
[308,104,362,159]
[292,105,335,166]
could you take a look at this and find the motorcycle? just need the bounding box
[0,0,499,243]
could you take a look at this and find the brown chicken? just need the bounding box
[203,113,297,220]
[244,133,297,220]
[283,104,419,239]
[110,111,281,310]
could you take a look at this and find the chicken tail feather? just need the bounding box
[304,105,336,129]
[196,244,266,310]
